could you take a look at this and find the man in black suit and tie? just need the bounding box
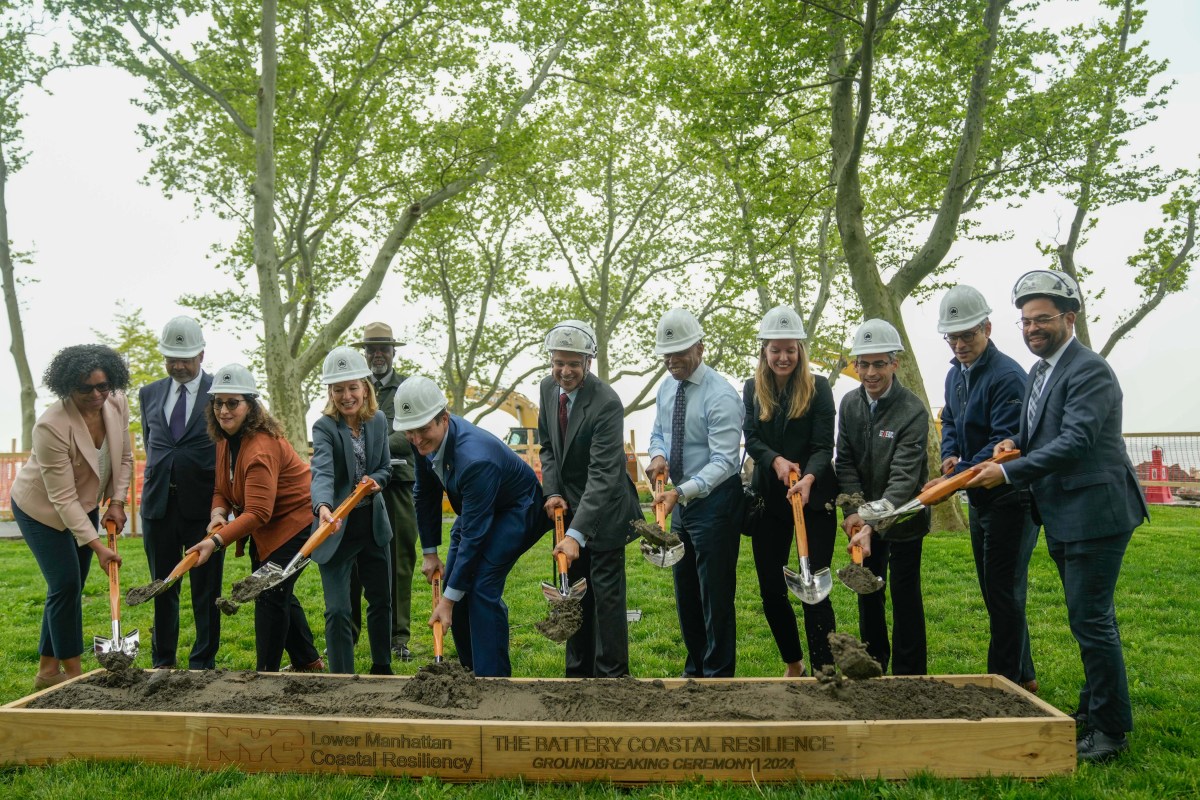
[139,316,222,669]
[970,270,1149,764]
[537,320,641,677]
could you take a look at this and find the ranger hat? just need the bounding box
[352,321,404,348]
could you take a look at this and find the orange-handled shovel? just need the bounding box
[431,568,444,664]
[541,507,588,603]
[94,520,139,669]
[782,471,832,605]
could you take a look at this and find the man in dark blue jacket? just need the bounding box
[395,377,548,677]
[139,316,221,669]
[928,285,1038,690]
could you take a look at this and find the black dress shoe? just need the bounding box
[1077,729,1129,763]
[391,638,413,662]
[369,663,394,676]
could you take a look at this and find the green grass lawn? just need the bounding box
[1,506,1198,798]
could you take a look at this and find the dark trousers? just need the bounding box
[386,481,418,644]
[673,476,741,678]
[318,505,392,674]
[752,503,837,671]
[566,543,629,678]
[1047,529,1134,735]
[969,495,1038,683]
[143,502,225,668]
[249,532,321,672]
[444,502,545,678]
[14,501,95,660]
[858,534,926,675]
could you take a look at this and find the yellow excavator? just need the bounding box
[464,386,542,477]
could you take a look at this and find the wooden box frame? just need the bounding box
[0,672,1075,783]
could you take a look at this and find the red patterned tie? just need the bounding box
[558,392,569,441]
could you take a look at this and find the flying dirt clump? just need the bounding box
[828,632,884,680]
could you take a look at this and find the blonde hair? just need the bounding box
[755,340,815,421]
[322,379,379,424]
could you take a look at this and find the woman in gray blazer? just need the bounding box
[310,347,393,674]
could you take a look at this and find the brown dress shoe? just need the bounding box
[293,658,325,673]
[1021,679,1039,694]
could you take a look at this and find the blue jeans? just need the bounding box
[14,500,97,660]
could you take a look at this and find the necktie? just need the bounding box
[869,399,878,419]
[170,383,188,440]
[669,381,688,486]
[558,392,570,441]
[1027,360,1050,428]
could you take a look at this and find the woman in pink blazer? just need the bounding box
[11,345,133,689]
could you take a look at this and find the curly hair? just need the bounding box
[204,396,287,441]
[43,344,130,399]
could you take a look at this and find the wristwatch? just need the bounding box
[211,533,225,553]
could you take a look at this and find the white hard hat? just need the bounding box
[392,376,449,431]
[158,316,205,358]
[758,305,808,340]
[937,285,992,333]
[210,363,259,396]
[545,320,597,357]
[849,319,904,356]
[654,308,703,355]
[320,346,371,385]
[1012,270,1082,311]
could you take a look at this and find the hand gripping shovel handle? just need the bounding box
[849,523,865,565]
[654,476,666,529]
[915,449,1021,506]
[431,569,444,663]
[295,477,377,563]
[553,507,569,579]
[788,471,810,559]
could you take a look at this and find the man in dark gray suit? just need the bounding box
[970,270,1149,764]
[537,320,641,677]
[139,316,221,669]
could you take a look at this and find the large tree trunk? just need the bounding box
[0,137,37,450]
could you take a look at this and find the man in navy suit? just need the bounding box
[139,316,222,669]
[971,270,1149,764]
[395,377,548,677]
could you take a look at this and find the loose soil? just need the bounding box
[828,632,883,680]
[125,580,166,606]
[215,596,243,616]
[630,519,680,549]
[94,650,135,672]
[534,597,583,643]
[27,667,1043,723]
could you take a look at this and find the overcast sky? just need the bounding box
[3,1,1197,448]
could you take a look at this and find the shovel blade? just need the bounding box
[641,541,685,568]
[94,629,140,657]
[783,566,833,605]
[540,578,588,603]
[857,497,922,527]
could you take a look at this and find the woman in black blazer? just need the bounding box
[743,307,837,676]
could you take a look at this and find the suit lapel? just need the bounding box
[338,418,356,489]
[63,399,101,479]
[562,377,594,457]
[103,395,125,495]
[185,373,213,434]
[1029,339,1080,437]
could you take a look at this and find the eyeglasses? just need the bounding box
[943,326,983,345]
[74,382,111,395]
[211,398,245,411]
[854,359,893,371]
[1016,313,1066,329]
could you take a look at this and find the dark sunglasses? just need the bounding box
[74,382,111,395]
[211,398,245,411]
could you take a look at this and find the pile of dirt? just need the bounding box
[534,598,583,643]
[27,670,1042,723]
[400,663,481,709]
[630,519,680,548]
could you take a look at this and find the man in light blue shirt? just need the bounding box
[646,308,744,677]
